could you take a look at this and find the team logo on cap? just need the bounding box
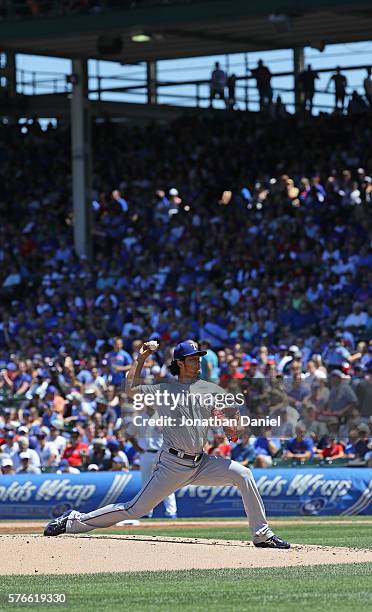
[189,341,198,350]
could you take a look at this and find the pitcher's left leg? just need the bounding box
[189,455,273,544]
[139,451,157,518]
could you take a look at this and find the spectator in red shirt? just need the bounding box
[207,433,231,458]
[316,434,345,460]
[62,429,88,467]
[220,360,244,387]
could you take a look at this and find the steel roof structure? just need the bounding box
[1,0,372,62]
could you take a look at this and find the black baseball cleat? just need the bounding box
[44,511,71,537]
[254,534,291,549]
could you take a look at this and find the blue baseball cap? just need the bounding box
[37,369,50,379]
[173,340,207,360]
[107,439,120,451]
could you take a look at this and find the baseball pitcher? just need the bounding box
[44,340,290,548]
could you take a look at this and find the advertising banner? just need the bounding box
[176,468,372,517]
[0,468,370,519]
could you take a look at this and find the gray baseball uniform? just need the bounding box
[65,380,273,543]
[127,410,177,518]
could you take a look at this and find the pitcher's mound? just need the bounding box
[1,534,371,575]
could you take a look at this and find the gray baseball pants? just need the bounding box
[139,450,177,518]
[66,450,273,543]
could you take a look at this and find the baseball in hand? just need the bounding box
[148,341,159,352]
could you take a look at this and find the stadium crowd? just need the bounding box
[0,110,371,475]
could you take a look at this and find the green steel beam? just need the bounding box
[0,0,370,41]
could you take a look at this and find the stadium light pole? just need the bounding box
[244,53,249,111]
[293,47,304,112]
[5,51,16,98]
[147,61,157,104]
[70,58,92,260]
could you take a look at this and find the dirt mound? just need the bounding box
[1,534,371,575]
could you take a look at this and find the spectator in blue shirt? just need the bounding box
[13,361,32,395]
[107,337,133,387]
[200,341,219,383]
[283,424,315,461]
[231,432,256,466]
[111,189,128,213]
[353,424,371,461]
[344,429,359,457]
[322,334,350,369]
[254,426,281,467]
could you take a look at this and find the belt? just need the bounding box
[145,449,159,453]
[169,448,203,462]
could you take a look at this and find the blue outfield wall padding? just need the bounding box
[0,468,371,520]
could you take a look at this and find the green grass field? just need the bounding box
[1,564,371,612]
[1,517,371,612]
